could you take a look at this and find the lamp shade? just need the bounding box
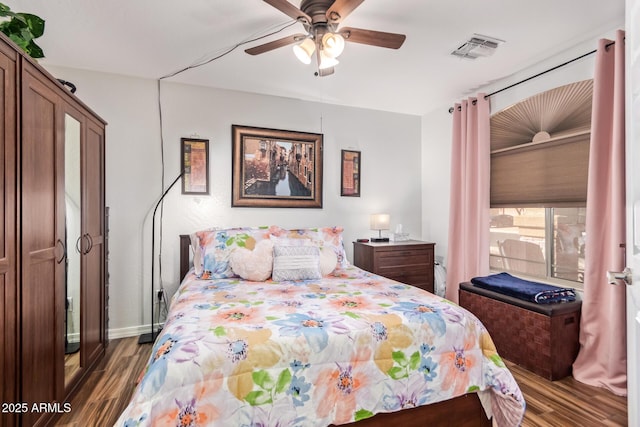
[322,32,345,58]
[318,50,339,69]
[293,38,315,64]
[370,214,390,230]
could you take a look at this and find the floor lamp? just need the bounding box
[138,171,183,344]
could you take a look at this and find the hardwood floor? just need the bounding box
[504,360,628,426]
[54,337,628,426]
[55,338,151,427]
[64,351,80,384]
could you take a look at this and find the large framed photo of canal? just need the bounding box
[231,125,323,208]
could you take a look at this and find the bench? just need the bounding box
[459,281,581,380]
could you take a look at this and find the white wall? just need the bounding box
[44,66,422,337]
[45,26,623,339]
[420,27,622,266]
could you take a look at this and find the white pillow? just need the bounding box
[272,245,321,281]
[319,246,338,276]
[229,239,274,282]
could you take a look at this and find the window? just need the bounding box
[489,80,592,287]
[490,207,586,284]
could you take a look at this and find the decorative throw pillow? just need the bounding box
[270,226,348,270]
[229,239,274,282]
[197,226,272,279]
[317,226,348,268]
[272,245,322,281]
[319,246,338,276]
[190,228,218,277]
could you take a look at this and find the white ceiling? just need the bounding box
[6,0,624,115]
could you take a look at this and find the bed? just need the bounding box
[115,226,525,426]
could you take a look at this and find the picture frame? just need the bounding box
[181,137,209,194]
[232,125,323,208]
[341,149,361,197]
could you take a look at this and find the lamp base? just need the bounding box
[371,237,390,243]
[138,331,158,344]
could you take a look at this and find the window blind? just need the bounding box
[490,131,589,207]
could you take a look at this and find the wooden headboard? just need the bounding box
[179,234,191,281]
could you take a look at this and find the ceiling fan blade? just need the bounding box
[326,0,365,24]
[339,27,406,49]
[245,34,307,55]
[263,0,311,24]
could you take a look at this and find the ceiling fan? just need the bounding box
[245,0,406,76]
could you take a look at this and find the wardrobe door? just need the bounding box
[82,117,106,366]
[0,44,17,427]
[21,62,65,426]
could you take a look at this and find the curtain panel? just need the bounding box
[445,95,491,303]
[572,30,627,396]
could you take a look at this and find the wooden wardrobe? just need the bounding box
[0,32,107,427]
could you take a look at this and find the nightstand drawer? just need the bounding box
[378,268,431,290]
[378,264,430,277]
[377,249,432,268]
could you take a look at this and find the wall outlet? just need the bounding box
[67,296,73,312]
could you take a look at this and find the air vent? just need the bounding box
[452,34,504,60]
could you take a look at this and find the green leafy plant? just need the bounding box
[0,2,44,58]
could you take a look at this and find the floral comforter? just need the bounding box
[116,266,525,427]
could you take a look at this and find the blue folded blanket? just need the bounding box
[471,272,576,304]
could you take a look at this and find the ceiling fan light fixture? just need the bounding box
[293,38,316,64]
[319,50,339,69]
[322,32,345,58]
[248,0,407,77]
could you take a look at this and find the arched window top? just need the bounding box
[490,79,593,151]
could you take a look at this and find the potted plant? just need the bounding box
[0,2,44,58]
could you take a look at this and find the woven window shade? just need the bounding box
[491,132,589,206]
[490,80,592,207]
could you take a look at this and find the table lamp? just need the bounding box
[370,213,390,242]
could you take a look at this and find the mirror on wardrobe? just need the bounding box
[64,114,81,386]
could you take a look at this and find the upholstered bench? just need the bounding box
[459,281,582,380]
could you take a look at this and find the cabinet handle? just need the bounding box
[84,233,93,254]
[55,239,66,264]
[76,235,83,254]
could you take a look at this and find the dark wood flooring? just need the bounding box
[55,337,151,426]
[504,360,628,426]
[54,337,628,426]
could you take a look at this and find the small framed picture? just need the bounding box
[181,137,209,194]
[341,149,361,197]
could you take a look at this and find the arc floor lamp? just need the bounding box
[138,171,183,344]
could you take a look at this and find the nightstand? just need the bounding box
[353,240,435,293]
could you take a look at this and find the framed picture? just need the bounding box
[232,125,323,208]
[341,149,361,197]
[181,137,209,194]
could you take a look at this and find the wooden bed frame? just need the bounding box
[179,235,491,427]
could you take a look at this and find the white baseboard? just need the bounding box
[107,323,163,340]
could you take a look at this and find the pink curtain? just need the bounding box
[445,95,491,303]
[572,30,627,396]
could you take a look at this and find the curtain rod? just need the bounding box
[448,40,617,113]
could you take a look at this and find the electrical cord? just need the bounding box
[153,18,299,323]
[158,19,298,80]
